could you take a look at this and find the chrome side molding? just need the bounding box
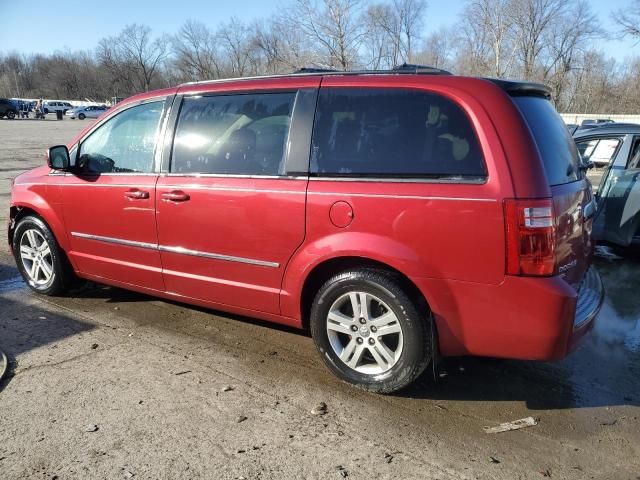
[158,245,279,268]
[70,232,279,268]
[71,232,157,250]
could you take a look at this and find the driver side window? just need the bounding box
[77,101,164,174]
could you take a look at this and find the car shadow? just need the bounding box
[2,257,638,411]
[0,277,95,394]
[401,257,640,410]
[70,274,640,411]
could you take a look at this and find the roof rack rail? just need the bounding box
[294,67,339,74]
[392,63,452,75]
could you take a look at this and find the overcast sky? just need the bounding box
[0,0,637,61]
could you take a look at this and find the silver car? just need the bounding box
[66,105,109,120]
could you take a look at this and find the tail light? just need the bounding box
[504,198,556,276]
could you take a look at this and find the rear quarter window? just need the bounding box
[311,88,486,180]
[514,96,582,186]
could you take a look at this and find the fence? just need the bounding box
[560,113,640,125]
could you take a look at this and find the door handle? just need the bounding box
[161,190,190,202]
[124,189,149,199]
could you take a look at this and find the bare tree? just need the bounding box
[454,4,492,75]
[98,24,169,93]
[217,17,260,77]
[3,0,640,115]
[363,0,427,68]
[289,0,366,69]
[395,0,427,63]
[252,16,316,73]
[172,20,222,81]
[415,27,454,70]
[459,0,517,77]
[613,0,640,39]
[510,0,566,78]
[543,1,601,109]
[363,3,400,68]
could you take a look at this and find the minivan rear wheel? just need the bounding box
[310,269,432,393]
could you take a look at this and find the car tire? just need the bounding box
[78,113,85,120]
[13,215,74,296]
[44,108,49,114]
[310,269,432,394]
[6,110,16,120]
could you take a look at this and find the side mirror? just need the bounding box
[47,145,70,170]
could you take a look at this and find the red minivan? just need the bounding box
[8,67,604,393]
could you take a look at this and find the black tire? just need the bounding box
[6,109,16,120]
[78,113,85,120]
[310,269,432,394]
[44,108,49,114]
[12,215,73,296]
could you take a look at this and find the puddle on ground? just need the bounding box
[0,275,26,293]
[593,259,640,353]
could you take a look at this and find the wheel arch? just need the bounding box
[296,255,431,333]
[9,202,70,255]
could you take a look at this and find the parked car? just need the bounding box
[565,123,579,135]
[9,68,604,393]
[0,98,18,119]
[66,105,109,120]
[575,123,640,247]
[43,101,74,114]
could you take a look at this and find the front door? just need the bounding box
[155,88,316,314]
[60,100,167,291]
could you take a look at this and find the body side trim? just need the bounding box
[70,231,279,268]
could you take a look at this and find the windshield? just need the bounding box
[514,96,582,186]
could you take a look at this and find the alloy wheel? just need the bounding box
[326,291,404,375]
[19,229,54,286]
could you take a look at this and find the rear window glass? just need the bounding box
[514,96,581,186]
[172,93,295,176]
[311,88,486,179]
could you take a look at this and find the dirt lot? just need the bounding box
[0,117,639,480]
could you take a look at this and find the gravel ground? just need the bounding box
[0,117,639,480]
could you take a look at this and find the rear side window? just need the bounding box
[311,88,486,179]
[514,96,581,186]
[171,92,296,176]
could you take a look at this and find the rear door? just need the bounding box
[598,135,640,246]
[514,97,594,288]
[155,87,317,314]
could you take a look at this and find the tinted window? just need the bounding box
[514,96,581,186]
[77,101,164,174]
[311,88,486,179]
[172,93,296,175]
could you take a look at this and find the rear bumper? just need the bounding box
[568,266,604,352]
[412,266,604,360]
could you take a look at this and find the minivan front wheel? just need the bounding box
[13,216,72,295]
[310,269,432,393]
